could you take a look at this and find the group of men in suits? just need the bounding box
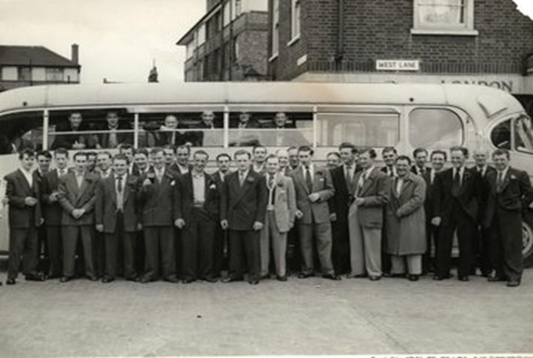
[3,140,532,288]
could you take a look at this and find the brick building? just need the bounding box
[0,44,81,92]
[177,0,269,81]
[268,0,533,110]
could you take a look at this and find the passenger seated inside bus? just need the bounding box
[51,112,98,150]
[515,115,533,152]
[229,112,261,147]
[95,111,133,149]
[188,110,223,146]
[261,112,309,147]
[148,114,194,147]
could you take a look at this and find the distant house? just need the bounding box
[0,44,81,92]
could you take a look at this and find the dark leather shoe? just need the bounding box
[222,277,243,283]
[347,273,367,279]
[203,277,217,283]
[391,273,406,278]
[102,277,115,283]
[59,276,71,283]
[323,274,341,281]
[25,273,45,282]
[458,276,469,282]
[6,278,16,285]
[369,275,382,281]
[165,276,180,283]
[87,275,98,282]
[260,274,270,280]
[125,276,138,282]
[276,275,288,282]
[139,276,155,284]
[248,280,260,285]
[507,280,521,287]
[488,275,506,282]
[408,274,419,281]
[433,275,445,281]
[297,273,314,279]
[182,278,196,284]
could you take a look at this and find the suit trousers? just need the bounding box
[8,226,39,280]
[143,226,176,280]
[104,212,136,279]
[46,226,62,277]
[348,204,382,277]
[488,208,523,282]
[473,225,492,275]
[213,225,228,277]
[181,208,216,281]
[422,219,439,274]
[331,218,351,275]
[260,210,288,277]
[391,255,422,275]
[435,204,475,278]
[62,226,95,278]
[298,221,334,275]
[228,230,260,281]
[93,230,106,278]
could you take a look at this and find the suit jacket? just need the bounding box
[421,169,439,220]
[95,174,140,233]
[51,122,98,150]
[58,171,99,226]
[263,173,296,233]
[221,170,267,231]
[381,165,397,178]
[485,167,533,225]
[4,169,42,229]
[353,167,390,229]
[411,165,430,176]
[290,165,335,225]
[96,122,133,148]
[138,168,178,227]
[175,171,221,222]
[329,164,361,221]
[41,169,68,226]
[168,163,192,175]
[475,165,497,222]
[155,125,193,147]
[433,167,480,223]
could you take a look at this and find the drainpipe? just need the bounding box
[335,0,345,69]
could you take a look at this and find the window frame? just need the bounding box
[269,0,280,60]
[411,0,478,36]
[288,0,301,46]
[407,106,466,150]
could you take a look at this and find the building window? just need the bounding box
[46,68,64,81]
[197,24,206,45]
[223,1,231,26]
[234,0,242,17]
[412,0,477,35]
[18,67,31,81]
[270,0,280,58]
[290,0,301,43]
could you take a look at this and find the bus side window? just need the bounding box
[409,108,463,150]
[514,115,533,153]
[49,109,133,150]
[490,120,511,150]
[0,111,44,154]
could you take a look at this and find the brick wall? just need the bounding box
[270,0,533,79]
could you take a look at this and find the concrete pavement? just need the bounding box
[0,271,532,356]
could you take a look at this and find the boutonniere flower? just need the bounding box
[170,180,176,186]
[209,183,217,190]
[277,181,284,188]
[316,171,323,176]
[147,172,155,179]
[510,175,517,180]
[247,177,254,183]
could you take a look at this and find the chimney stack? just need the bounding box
[71,44,79,65]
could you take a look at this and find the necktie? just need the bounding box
[239,173,245,186]
[452,170,461,197]
[345,165,352,189]
[357,172,366,196]
[396,178,403,196]
[117,176,123,193]
[116,176,124,211]
[268,174,275,189]
[497,171,504,193]
[157,170,163,183]
[388,168,394,177]
[305,166,313,193]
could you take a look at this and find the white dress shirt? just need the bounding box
[20,169,33,189]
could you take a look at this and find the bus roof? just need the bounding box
[0,82,525,121]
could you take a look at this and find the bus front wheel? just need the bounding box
[523,210,533,268]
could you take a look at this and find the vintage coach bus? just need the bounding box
[0,82,531,264]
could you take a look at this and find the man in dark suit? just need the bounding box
[349,148,390,281]
[96,111,133,149]
[138,147,179,283]
[51,112,98,150]
[4,148,45,285]
[175,150,221,283]
[290,146,339,280]
[411,148,429,176]
[41,148,70,278]
[156,114,192,147]
[133,148,151,176]
[95,154,140,282]
[58,151,99,282]
[191,110,222,146]
[485,149,533,287]
[229,112,261,147]
[326,152,341,171]
[252,145,268,174]
[285,146,301,273]
[169,145,192,174]
[329,143,359,276]
[34,150,51,273]
[421,150,447,274]
[432,146,480,281]
[119,144,135,175]
[221,149,267,285]
[472,148,497,277]
[262,112,308,147]
[93,151,113,278]
[212,153,231,278]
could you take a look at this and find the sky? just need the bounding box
[0,0,532,84]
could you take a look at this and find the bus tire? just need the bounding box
[523,210,533,268]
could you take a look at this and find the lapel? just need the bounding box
[398,174,414,201]
[312,167,325,192]
[234,171,254,202]
[499,167,513,192]
[360,168,376,196]
[78,173,90,199]
[16,169,32,195]
[296,167,308,194]
[108,174,117,204]
[67,172,79,198]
